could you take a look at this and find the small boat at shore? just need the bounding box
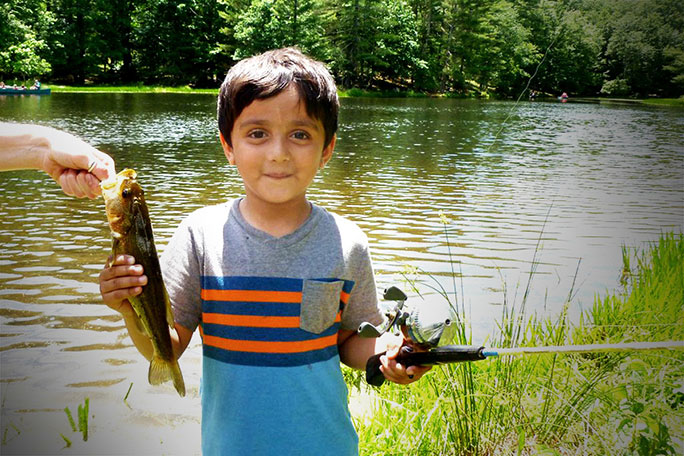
[0,88,51,95]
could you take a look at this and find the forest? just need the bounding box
[2,0,683,98]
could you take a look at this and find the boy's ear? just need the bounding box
[219,131,235,165]
[320,134,336,169]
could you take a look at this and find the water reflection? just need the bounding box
[1,93,682,454]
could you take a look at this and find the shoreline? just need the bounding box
[16,85,684,106]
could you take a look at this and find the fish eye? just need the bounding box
[122,188,131,198]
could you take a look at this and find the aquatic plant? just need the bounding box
[62,398,90,443]
[354,230,683,455]
[78,398,89,442]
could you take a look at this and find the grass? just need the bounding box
[63,398,90,443]
[50,84,217,94]
[338,88,432,98]
[26,83,684,105]
[353,231,684,455]
[572,96,684,107]
[50,84,428,97]
[640,97,684,107]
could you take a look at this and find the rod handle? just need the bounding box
[365,345,415,387]
[365,345,487,386]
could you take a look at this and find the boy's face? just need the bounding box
[220,85,335,209]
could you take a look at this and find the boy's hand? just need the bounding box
[99,254,147,319]
[379,335,432,385]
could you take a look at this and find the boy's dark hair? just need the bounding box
[218,48,339,149]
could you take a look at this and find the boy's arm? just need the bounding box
[99,254,193,360]
[338,329,431,385]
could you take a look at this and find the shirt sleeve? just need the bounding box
[340,233,384,331]
[161,215,202,332]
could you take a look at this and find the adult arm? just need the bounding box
[0,122,115,198]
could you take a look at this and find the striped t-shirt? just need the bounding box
[161,199,383,455]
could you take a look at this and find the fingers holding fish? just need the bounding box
[105,254,136,268]
[56,169,98,198]
[99,254,147,318]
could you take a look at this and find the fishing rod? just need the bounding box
[359,287,684,387]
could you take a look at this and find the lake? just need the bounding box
[1,93,682,454]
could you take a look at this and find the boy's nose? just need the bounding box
[267,136,290,162]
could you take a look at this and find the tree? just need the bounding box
[469,1,536,96]
[0,0,52,81]
[135,0,228,85]
[601,0,684,97]
[44,0,97,84]
[516,0,601,96]
[663,46,684,90]
[232,0,327,61]
[328,0,422,89]
[327,0,381,88]
[373,0,424,88]
[87,0,136,82]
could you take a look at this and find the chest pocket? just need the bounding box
[299,280,344,334]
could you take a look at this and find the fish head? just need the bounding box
[101,169,145,237]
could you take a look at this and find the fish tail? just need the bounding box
[149,356,186,397]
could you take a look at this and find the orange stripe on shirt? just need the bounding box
[201,289,302,303]
[203,312,342,328]
[203,313,300,328]
[203,333,338,354]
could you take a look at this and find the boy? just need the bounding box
[99,47,429,455]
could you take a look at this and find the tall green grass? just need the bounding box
[355,232,683,455]
[50,85,217,94]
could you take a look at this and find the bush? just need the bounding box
[601,78,631,96]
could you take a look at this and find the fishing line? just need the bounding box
[481,340,684,358]
[484,11,566,155]
[365,339,684,386]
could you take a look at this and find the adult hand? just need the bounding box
[0,123,116,198]
[40,128,116,198]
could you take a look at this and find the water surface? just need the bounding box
[1,93,682,454]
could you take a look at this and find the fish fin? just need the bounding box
[132,314,145,334]
[128,296,152,338]
[148,356,186,398]
[164,290,175,328]
[171,361,186,397]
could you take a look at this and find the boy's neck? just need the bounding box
[238,197,312,238]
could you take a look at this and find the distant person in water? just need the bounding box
[0,123,115,198]
[31,80,41,90]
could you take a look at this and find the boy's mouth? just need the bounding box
[264,172,292,179]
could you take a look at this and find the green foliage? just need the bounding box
[232,0,327,60]
[663,46,684,88]
[0,0,52,79]
[597,0,684,97]
[2,0,682,96]
[601,78,631,96]
[63,398,91,443]
[355,233,683,455]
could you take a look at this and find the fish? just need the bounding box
[101,168,185,397]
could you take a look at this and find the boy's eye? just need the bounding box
[292,131,310,140]
[248,130,266,139]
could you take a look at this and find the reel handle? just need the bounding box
[357,322,384,338]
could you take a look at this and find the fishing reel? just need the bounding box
[358,286,457,348]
